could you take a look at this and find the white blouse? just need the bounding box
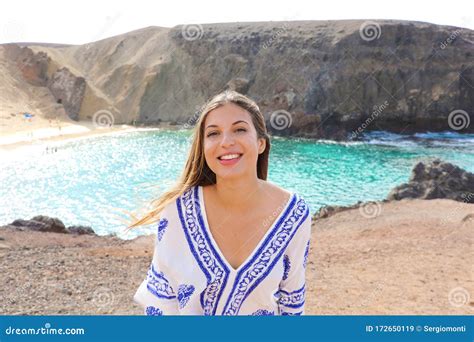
[134,185,312,316]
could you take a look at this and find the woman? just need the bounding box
[130,90,312,316]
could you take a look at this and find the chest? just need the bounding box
[204,204,280,270]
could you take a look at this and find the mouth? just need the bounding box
[217,153,243,165]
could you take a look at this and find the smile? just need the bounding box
[217,153,243,165]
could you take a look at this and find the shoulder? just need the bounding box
[260,180,293,201]
[261,180,310,214]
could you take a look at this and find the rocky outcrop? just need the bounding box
[2,21,473,139]
[47,67,86,121]
[3,45,50,86]
[163,21,474,139]
[388,159,474,202]
[2,216,96,235]
[2,45,87,121]
[314,159,474,220]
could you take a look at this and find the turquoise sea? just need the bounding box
[1,129,473,238]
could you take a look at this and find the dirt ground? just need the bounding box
[0,198,472,315]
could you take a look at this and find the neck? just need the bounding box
[213,176,263,211]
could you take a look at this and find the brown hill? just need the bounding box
[1,20,472,140]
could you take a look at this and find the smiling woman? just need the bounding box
[129,90,312,316]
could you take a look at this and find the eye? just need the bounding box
[206,131,219,137]
[236,128,247,133]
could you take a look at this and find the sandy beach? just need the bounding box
[0,198,472,315]
[0,113,182,150]
[0,112,136,150]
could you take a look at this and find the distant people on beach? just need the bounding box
[44,146,58,154]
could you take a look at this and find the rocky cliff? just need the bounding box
[1,20,472,139]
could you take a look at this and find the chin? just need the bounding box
[214,168,247,180]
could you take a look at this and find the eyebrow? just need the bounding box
[205,120,249,130]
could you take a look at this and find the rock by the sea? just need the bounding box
[67,225,96,235]
[2,216,96,235]
[314,159,474,220]
[387,159,474,202]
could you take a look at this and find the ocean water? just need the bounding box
[1,129,473,239]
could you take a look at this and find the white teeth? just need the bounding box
[219,154,240,160]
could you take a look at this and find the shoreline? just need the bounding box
[2,118,473,152]
[0,121,183,151]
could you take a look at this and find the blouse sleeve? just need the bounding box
[133,206,180,315]
[277,207,312,316]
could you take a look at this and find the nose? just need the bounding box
[220,131,235,147]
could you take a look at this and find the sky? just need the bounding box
[1,0,473,45]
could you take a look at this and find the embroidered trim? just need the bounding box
[251,309,275,316]
[277,285,305,309]
[146,306,163,316]
[146,264,176,299]
[303,240,310,268]
[178,284,195,309]
[177,187,230,315]
[157,218,169,242]
[282,254,291,281]
[281,311,303,316]
[222,196,310,315]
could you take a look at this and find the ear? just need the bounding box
[257,137,266,154]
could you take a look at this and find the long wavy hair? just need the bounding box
[127,90,271,229]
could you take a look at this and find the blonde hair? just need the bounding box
[127,90,271,229]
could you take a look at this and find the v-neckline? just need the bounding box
[197,185,295,273]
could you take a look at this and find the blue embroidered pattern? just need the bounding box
[178,284,195,309]
[146,264,176,299]
[303,240,310,268]
[277,285,305,309]
[157,218,169,241]
[251,309,275,316]
[145,306,163,316]
[282,254,291,280]
[281,311,303,316]
[222,197,310,315]
[176,187,230,315]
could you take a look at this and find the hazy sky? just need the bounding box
[1,0,472,45]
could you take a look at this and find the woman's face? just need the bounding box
[203,103,265,180]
